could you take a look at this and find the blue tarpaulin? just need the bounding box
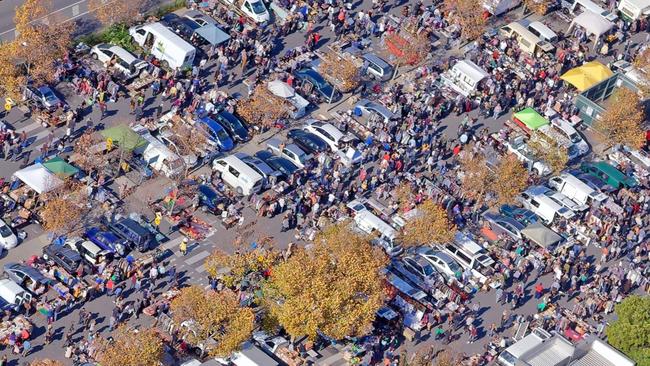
[195,24,231,46]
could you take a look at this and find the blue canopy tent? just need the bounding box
[195,24,231,46]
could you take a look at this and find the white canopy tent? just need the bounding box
[441,59,489,96]
[568,11,614,43]
[14,163,64,194]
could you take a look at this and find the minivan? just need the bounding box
[212,155,265,196]
[548,172,608,205]
[362,53,394,81]
[447,232,495,270]
[500,22,555,55]
[110,218,156,252]
[518,187,576,223]
[581,161,638,189]
[90,43,148,79]
[0,278,32,311]
[525,21,558,43]
[3,262,50,295]
[354,210,403,256]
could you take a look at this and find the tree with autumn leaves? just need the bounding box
[399,200,455,247]
[443,0,487,41]
[458,149,529,206]
[170,285,256,357]
[522,0,553,15]
[204,240,280,288]
[88,0,141,26]
[96,325,164,366]
[319,52,361,93]
[528,133,568,175]
[262,224,386,340]
[594,87,646,149]
[236,85,289,128]
[0,0,72,100]
[39,181,91,235]
[383,20,430,69]
[30,361,64,366]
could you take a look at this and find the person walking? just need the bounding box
[179,238,188,256]
[535,283,544,299]
[21,339,31,357]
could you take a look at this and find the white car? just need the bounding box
[303,120,349,152]
[539,185,589,212]
[505,136,551,176]
[225,0,269,23]
[0,220,17,249]
[265,138,312,169]
[518,186,575,223]
[548,118,589,160]
[90,43,148,79]
[416,247,462,280]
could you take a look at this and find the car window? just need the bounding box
[244,1,252,11]
[216,160,227,167]
[228,166,240,178]
[530,199,540,208]
[137,29,146,36]
[316,127,334,141]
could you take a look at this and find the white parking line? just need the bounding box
[184,250,211,265]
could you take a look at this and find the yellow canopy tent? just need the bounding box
[560,61,613,91]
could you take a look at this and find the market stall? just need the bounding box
[521,222,563,251]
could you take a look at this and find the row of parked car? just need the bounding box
[212,119,361,195]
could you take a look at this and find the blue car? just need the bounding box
[198,184,225,213]
[215,111,250,143]
[85,227,128,257]
[198,116,235,151]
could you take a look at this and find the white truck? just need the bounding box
[548,172,608,206]
[129,22,196,69]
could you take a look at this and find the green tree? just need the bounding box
[606,295,650,366]
[263,224,386,340]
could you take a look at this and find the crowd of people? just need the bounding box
[0,0,648,364]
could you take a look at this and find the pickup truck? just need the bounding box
[22,85,64,111]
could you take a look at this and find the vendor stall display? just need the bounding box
[0,315,32,345]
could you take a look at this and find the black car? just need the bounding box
[255,150,299,177]
[109,218,156,252]
[214,111,250,142]
[287,129,329,154]
[293,68,341,103]
[161,13,201,41]
[42,244,83,273]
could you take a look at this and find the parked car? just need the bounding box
[23,85,63,111]
[156,128,199,169]
[42,244,83,273]
[237,153,284,186]
[416,247,462,279]
[254,151,299,177]
[183,9,219,27]
[0,219,17,250]
[198,117,235,151]
[3,262,50,294]
[161,13,201,41]
[90,43,148,79]
[265,139,312,168]
[214,111,250,142]
[499,204,539,225]
[294,68,341,102]
[518,186,575,223]
[303,120,349,152]
[65,238,112,266]
[401,255,438,281]
[354,99,398,122]
[371,237,403,257]
[534,185,589,212]
[287,129,329,154]
[85,227,128,257]
[482,211,526,240]
[580,161,638,189]
[109,218,156,252]
[566,169,616,194]
[198,184,225,213]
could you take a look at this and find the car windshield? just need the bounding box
[569,133,581,144]
[251,0,266,14]
[446,260,461,273]
[0,225,12,238]
[216,128,230,142]
[222,113,246,133]
[422,264,435,277]
[42,89,57,102]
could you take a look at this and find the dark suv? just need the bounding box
[109,218,155,252]
[42,244,83,273]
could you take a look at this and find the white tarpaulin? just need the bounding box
[569,11,614,40]
[14,163,64,194]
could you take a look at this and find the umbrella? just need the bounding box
[100,125,147,151]
[560,61,613,91]
[268,80,295,98]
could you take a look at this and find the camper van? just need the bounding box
[133,125,185,178]
[524,20,558,43]
[562,0,618,21]
[500,22,555,54]
[518,186,576,224]
[548,172,608,205]
[129,22,196,69]
[618,0,650,21]
[212,154,264,196]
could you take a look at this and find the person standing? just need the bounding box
[179,238,188,256]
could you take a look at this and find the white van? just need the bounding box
[618,0,650,21]
[500,22,555,55]
[518,186,576,223]
[0,278,33,310]
[354,210,403,256]
[130,22,196,69]
[133,125,185,178]
[232,342,279,366]
[212,155,264,196]
[526,21,558,43]
[548,172,608,205]
[441,232,500,288]
[563,0,618,21]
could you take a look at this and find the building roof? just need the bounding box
[570,339,636,366]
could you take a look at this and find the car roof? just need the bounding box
[362,53,391,69]
[484,212,526,229]
[199,117,225,132]
[318,123,345,140]
[106,45,138,63]
[285,144,306,155]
